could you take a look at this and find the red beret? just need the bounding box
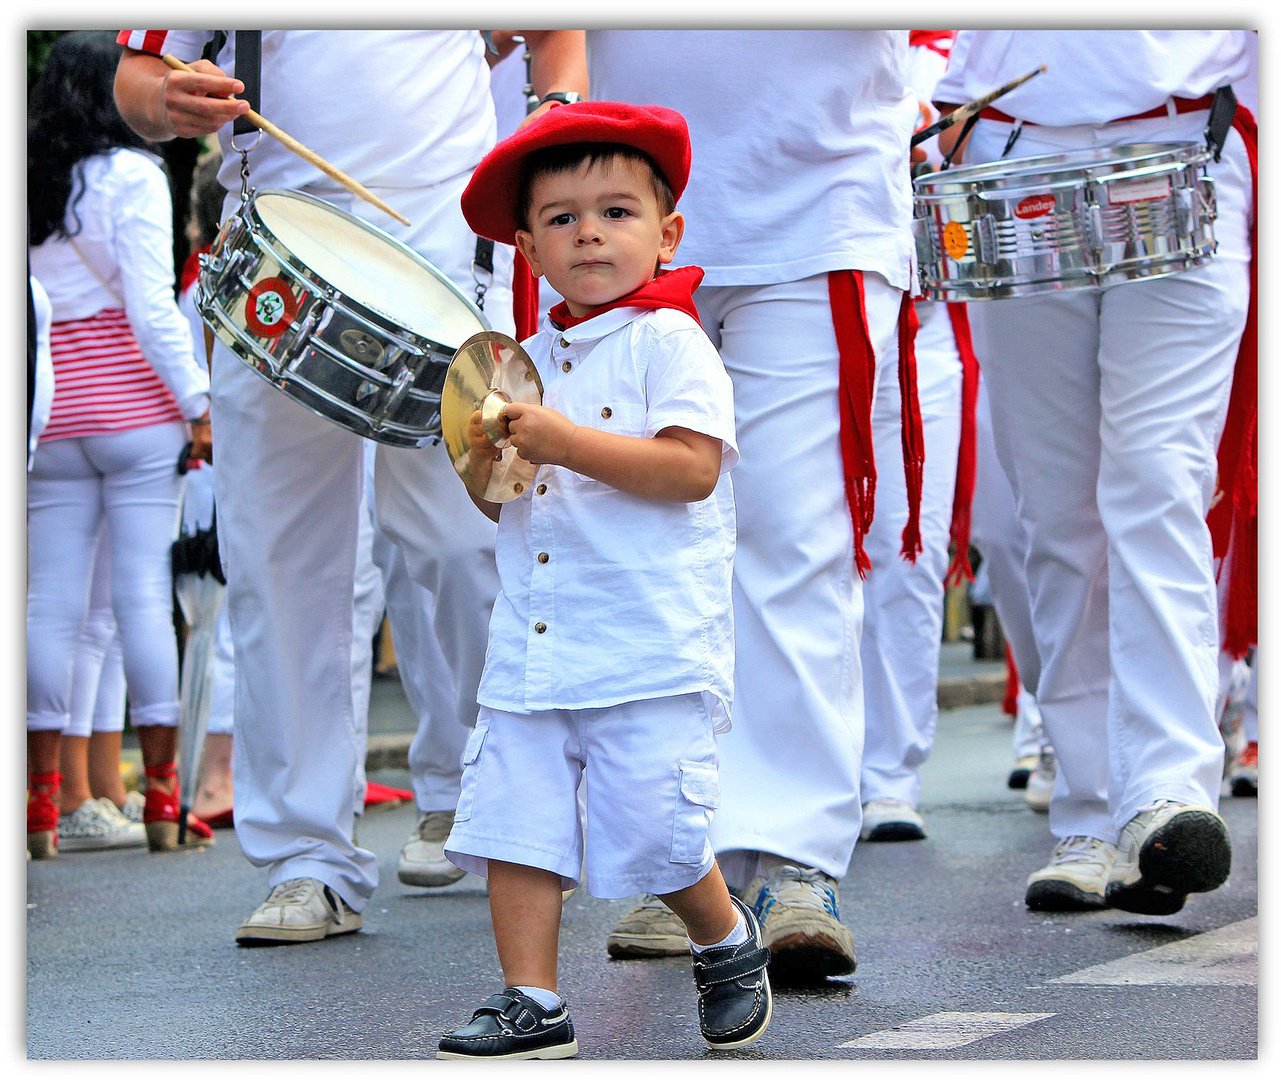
[461,100,691,246]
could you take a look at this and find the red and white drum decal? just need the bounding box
[1014,194,1056,219]
[245,277,298,337]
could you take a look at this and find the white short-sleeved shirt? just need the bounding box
[117,31,496,199]
[933,31,1253,127]
[586,30,917,291]
[476,306,738,731]
[28,275,53,467]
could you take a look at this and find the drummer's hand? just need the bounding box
[162,60,250,138]
[503,401,577,466]
[189,412,213,464]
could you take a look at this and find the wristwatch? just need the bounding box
[539,92,584,107]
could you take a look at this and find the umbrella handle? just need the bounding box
[177,442,194,476]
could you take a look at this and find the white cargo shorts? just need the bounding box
[445,692,720,898]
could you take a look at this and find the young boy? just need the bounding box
[437,101,772,1059]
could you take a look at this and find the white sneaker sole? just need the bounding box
[235,912,362,945]
[397,861,465,888]
[436,1039,579,1060]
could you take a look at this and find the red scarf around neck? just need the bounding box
[548,265,705,331]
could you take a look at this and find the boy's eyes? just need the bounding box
[543,207,633,227]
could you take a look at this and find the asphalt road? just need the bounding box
[24,700,1258,1061]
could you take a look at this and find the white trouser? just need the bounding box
[969,377,1047,762]
[969,377,1041,695]
[859,300,962,807]
[215,177,509,909]
[27,423,187,733]
[368,509,465,813]
[967,112,1252,841]
[67,526,127,738]
[695,271,902,887]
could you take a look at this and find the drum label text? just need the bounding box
[1107,176,1173,204]
[1015,194,1056,219]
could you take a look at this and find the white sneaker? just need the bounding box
[57,798,147,852]
[235,877,362,944]
[745,864,856,982]
[120,789,145,823]
[606,893,688,957]
[1024,835,1117,911]
[1024,749,1056,812]
[1106,800,1232,916]
[397,810,465,888]
[859,798,927,842]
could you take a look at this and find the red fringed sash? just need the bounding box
[830,270,924,577]
[1207,106,1258,659]
[945,302,980,584]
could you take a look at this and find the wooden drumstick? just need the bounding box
[161,53,412,227]
[911,64,1048,147]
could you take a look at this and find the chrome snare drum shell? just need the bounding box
[196,188,490,447]
[912,142,1217,302]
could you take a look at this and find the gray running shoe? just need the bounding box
[607,893,689,957]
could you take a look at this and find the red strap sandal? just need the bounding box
[143,763,215,852]
[27,771,61,859]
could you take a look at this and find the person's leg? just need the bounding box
[438,706,582,1061]
[972,288,1111,847]
[348,445,386,814]
[26,437,103,855]
[1093,127,1249,912]
[584,694,771,1047]
[211,340,375,933]
[858,299,962,830]
[91,422,208,849]
[63,524,115,811]
[192,600,235,821]
[690,273,899,978]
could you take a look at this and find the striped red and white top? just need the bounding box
[42,309,184,441]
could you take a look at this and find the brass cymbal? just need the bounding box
[441,331,544,504]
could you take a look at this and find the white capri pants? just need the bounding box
[859,299,962,807]
[27,422,187,733]
[967,110,1252,840]
[66,526,128,738]
[215,177,510,910]
[695,271,903,888]
[446,693,719,898]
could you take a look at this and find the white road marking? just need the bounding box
[838,1012,1055,1050]
[1051,916,1257,986]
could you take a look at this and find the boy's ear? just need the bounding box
[514,229,544,278]
[657,210,685,266]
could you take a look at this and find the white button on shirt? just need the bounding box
[476,306,739,732]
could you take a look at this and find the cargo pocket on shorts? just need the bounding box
[452,718,491,824]
[670,760,720,864]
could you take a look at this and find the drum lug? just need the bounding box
[1084,203,1106,255]
[976,214,999,265]
[1198,175,1218,225]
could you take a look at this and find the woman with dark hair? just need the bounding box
[27,30,214,857]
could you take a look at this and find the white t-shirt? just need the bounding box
[477,305,738,729]
[906,32,956,169]
[118,31,497,198]
[933,31,1253,127]
[586,30,917,291]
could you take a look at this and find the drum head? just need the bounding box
[254,191,485,346]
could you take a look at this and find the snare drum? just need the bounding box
[196,188,489,447]
[912,142,1217,302]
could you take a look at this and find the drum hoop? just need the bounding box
[243,187,490,338]
[914,141,1208,196]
